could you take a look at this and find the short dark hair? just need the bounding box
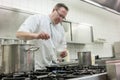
[54,3,69,11]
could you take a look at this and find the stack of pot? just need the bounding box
[0,44,39,74]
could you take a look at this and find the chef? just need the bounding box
[16,3,69,70]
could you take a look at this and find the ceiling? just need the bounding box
[79,0,120,16]
[91,0,120,12]
[53,0,120,19]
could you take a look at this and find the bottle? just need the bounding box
[63,50,70,62]
[91,54,95,65]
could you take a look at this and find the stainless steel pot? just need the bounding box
[1,44,39,74]
[77,51,92,66]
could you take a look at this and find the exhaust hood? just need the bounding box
[81,0,120,15]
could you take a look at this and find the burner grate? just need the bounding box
[0,65,106,80]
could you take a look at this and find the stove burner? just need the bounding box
[0,65,106,80]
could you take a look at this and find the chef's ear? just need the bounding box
[52,9,56,12]
[52,9,55,12]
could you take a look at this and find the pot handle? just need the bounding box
[25,47,39,52]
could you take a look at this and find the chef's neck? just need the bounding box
[49,14,58,26]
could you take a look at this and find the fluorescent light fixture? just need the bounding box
[81,0,103,7]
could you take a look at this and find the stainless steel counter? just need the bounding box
[67,73,108,80]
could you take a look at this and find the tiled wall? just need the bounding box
[67,42,113,60]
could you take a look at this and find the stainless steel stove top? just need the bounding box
[0,65,107,80]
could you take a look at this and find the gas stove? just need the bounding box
[0,65,107,80]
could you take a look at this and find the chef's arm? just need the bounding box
[16,31,50,40]
[59,34,67,58]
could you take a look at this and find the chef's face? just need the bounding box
[53,7,68,24]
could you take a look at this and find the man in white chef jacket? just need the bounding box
[16,3,69,70]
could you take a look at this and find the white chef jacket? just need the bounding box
[18,14,67,70]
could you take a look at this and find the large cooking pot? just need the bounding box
[77,51,92,66]
[0,44,39,74]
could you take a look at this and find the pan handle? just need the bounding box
[25,46,39,52]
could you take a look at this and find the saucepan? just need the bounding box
[0,44,39,74]
[77,51,92,66]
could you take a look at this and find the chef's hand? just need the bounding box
[60,50,67,58]
[57,58,63,62]
[35,32,50,40]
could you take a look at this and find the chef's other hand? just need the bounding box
[35,32,50,40]
[57,58,63,62]
[60,50,67,58]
